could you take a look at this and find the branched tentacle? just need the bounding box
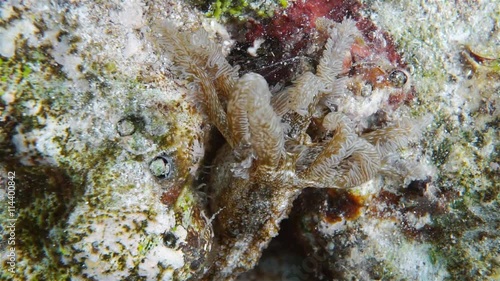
[153,18,424,281]
[188,67,234,147]
[153,22,243,147]
[239,73,285,169]
[302,112,380,188]
[279,72,324,138]
[361,118,420,155]
[316,18,359,89]
[183,28,239,99]
[275,19,358,141]
[333,138,380,188]
[302,128,357,183]
[227,78,250,148]
[287,72,323,116]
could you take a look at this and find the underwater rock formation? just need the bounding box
[0,0,498,280]
[0,0,215,280]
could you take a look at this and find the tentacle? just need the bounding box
[152,21,239,146]
[302,128,358,183]
[316,18,358,89]
[238,73,285,169]
[279,72,324,138]
[227,78,250,148]
[301,112,380,188]
[361,116,432,156]
[333,138,380,188]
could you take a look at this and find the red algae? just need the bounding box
[161,185,182,205]
[266,0,361,43]
[324,189,365,223]
[232,0,410,110]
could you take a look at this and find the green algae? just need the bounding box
[0,43,87,279]
[0,0,220,279]
[195,0,287,20]
[0,33,202,281]
[0,166,83,280]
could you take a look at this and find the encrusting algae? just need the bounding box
[152,17,430,280]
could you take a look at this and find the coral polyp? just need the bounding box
[153,17,424,280]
